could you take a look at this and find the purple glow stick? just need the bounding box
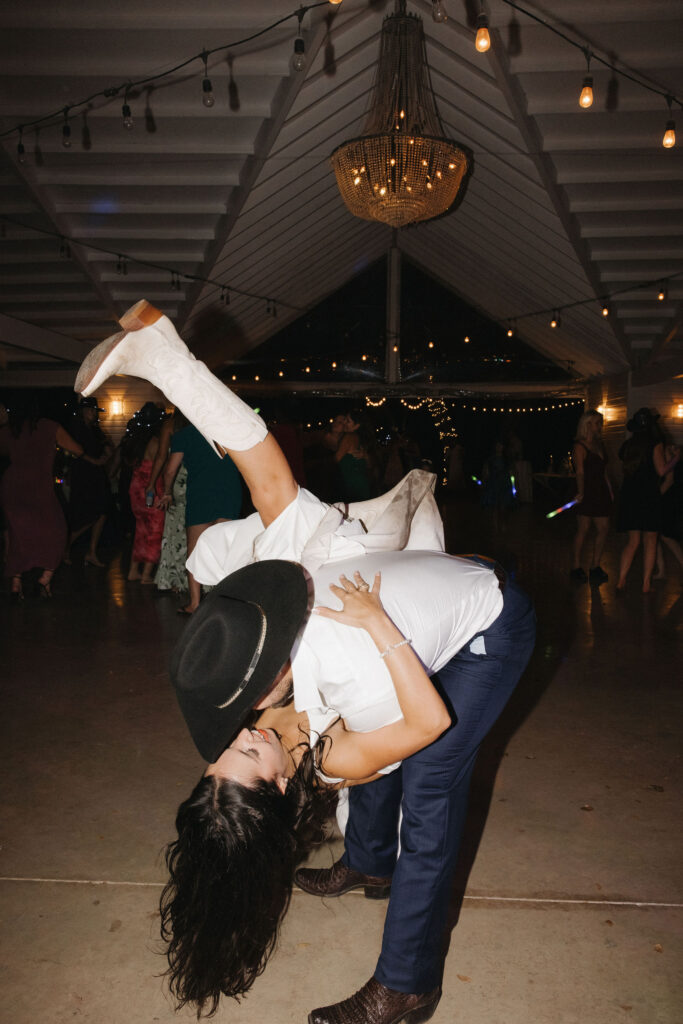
[546,498,579,519]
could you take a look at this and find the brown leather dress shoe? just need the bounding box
[308,976,441,1024]
[295,858,391,900]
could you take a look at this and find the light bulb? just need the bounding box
[550,312,561,329]
[62,122,72,148]
[432,1,447,23]
[17,139,26,164]
[601,305,609,317]
[293,37,306,72]
[328,0,343,4]
[202,79,215,107]
[663,119,676,148]
[579,76,594,108]
[658,284,667,301]
[475,14,490,52]
[507,327,513,337]
[122,103,134,129]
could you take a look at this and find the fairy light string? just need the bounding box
[1,1,679,147]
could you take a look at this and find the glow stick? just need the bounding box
[471,475,482,486]
[546,498,578,519]
[510,474,517,497]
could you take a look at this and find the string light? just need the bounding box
[17,127,26,164]
[464,335,470,344]
[601,303,609,317]
[432,1,447,23]
[475,12,491,53]
[220,286,230,304]
[293,11,306,72]
[121,96,134,130]
[663,120,676,148]
[202,52,215,108]
[116,255,128,275]
[579,49,594,108]
[658,283,668,301]
[3,1,679,163]
[61,109,72,149]
[507,322,514,337]
[550,311,561,328]
[366,396,386,407]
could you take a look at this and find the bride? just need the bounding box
[75,301,533,1022]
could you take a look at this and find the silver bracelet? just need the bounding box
[379,638,412,659]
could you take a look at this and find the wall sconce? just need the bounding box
[110,399,124,416]
[674,403,683,420]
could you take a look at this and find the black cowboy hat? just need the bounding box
[169,560,311,762]
[627,406,660,432]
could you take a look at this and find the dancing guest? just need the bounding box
[157,421,242,614]
[570,410,613,583]
[153,412,189,596]
[65,397,113,567]
[0,396,83,600]
[616,408,679,593]
[122,402,166,584]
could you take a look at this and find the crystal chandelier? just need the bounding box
[331,0,472,228]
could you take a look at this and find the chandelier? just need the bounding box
[331,0,472,228]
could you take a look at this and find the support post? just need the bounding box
[385,231,401,384]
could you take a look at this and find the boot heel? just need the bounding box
[404,990,441,1024]
[75,330,126,395]
[363,883,391,899]
[119,299,163,331]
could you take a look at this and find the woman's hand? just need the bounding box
[155,493,173,510]
[314,571,384,629]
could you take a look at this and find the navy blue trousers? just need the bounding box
[342,579,536,992]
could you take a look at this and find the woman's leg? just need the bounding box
[572,515,590,569]
[617,531,641,589]
[642,531,658,593]
[181,519,228,613]
[85,514,107,565]
[661,535,683,571]
[76,302,297,525]
[591,516,609,568]
[653,541,666,580]
[37,568,54,597]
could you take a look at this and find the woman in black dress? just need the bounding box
[616,408,680,593]
[571,410,613,583]
[65,397,113,566]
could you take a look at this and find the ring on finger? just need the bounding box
[358,583,370,591]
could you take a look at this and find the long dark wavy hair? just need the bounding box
[159,741,336,1018]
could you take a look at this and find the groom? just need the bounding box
[289,553,535,1024]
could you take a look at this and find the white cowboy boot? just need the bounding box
[74,300,266,453]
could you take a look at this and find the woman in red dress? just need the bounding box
[122,403,166,583]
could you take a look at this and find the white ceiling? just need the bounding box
[1,0,681,388]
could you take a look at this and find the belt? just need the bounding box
[462,554,507,594]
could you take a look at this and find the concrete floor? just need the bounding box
[2,499,681,1024]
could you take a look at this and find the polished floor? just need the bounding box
[1,498,681,1024]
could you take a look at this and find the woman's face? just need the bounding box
[588,416,602,437]
[205,727,290,793]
